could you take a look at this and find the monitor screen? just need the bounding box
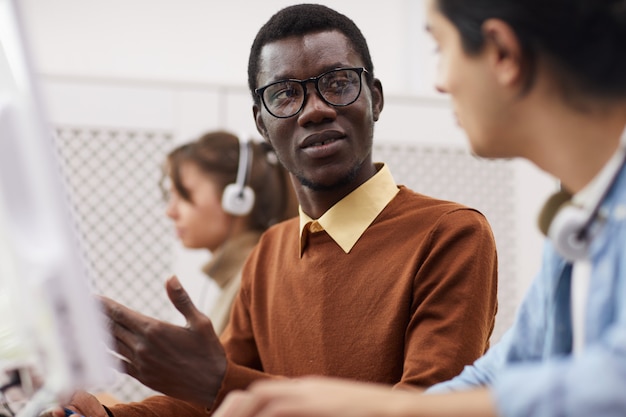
[0,0,114,416]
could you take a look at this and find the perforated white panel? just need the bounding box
[54,126,174,402]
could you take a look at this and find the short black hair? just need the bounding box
[247,3,374,104]
[436,0,626,98]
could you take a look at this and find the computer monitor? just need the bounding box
[0,0,113,416]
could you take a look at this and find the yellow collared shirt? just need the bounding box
[299,163,399,256]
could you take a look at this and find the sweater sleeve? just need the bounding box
[397,208,499,388]
[105,362,276,417]
[108,395,207,417]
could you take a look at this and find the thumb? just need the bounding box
[166,275,203,327]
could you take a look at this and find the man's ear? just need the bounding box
[482,19,524,88]
[371,78,384,122]
[253,104,270,142]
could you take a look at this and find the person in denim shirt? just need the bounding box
[210,0,626,417]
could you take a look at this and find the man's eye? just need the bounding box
[269,84,301,101]
[327,78,350,90]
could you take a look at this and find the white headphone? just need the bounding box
[221,133,255,216]
[539,131,626,262]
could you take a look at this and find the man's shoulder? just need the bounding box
[256,216,300,243]
[385,186,490,228]
[393,185,474,212]
[267,215,300,231]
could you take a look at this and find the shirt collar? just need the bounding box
[298,163,399,256]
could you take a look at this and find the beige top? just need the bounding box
[202,230,263,335]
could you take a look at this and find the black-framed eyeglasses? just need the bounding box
[255,67,369,119]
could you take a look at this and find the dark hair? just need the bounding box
[247,3,374,104]
[162,130,298,231]
[436,0,626,98]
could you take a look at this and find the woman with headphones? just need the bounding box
[163,130,297,335]
[213,0,626,416]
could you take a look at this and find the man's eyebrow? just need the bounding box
[265,63,353,83]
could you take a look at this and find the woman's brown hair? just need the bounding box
[162,130,298,231]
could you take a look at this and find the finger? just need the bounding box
[99,296,152,333]
[219,381,300,417]
[107,320,142,361]
[212,391,239,417]
[213,391,257,417]
[70,391,108,417]
[165,276,204,327]
[123,358,139,380]
[41,405,67,417]
[97,298,149,362]
[98,296,133,328]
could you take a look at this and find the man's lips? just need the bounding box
[300,131,345,149]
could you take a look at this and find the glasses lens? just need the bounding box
[318,69,362,106]
[262,81,305,118]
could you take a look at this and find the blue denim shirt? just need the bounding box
[428,165,626,417]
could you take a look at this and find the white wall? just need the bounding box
[20,0,434,97]
[21,0,556,322]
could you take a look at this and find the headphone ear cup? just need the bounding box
[548,203,590,262]
[222,183,255,216]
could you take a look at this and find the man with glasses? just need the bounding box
[52,5,498,417]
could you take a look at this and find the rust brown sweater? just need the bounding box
[110,186,498,416]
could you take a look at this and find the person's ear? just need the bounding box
[371,78,384,122]
[253,103,270,143]
[482,19,523,88]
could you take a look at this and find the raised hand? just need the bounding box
[100,276,227,407]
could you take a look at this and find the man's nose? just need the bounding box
[297,85,336,124]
